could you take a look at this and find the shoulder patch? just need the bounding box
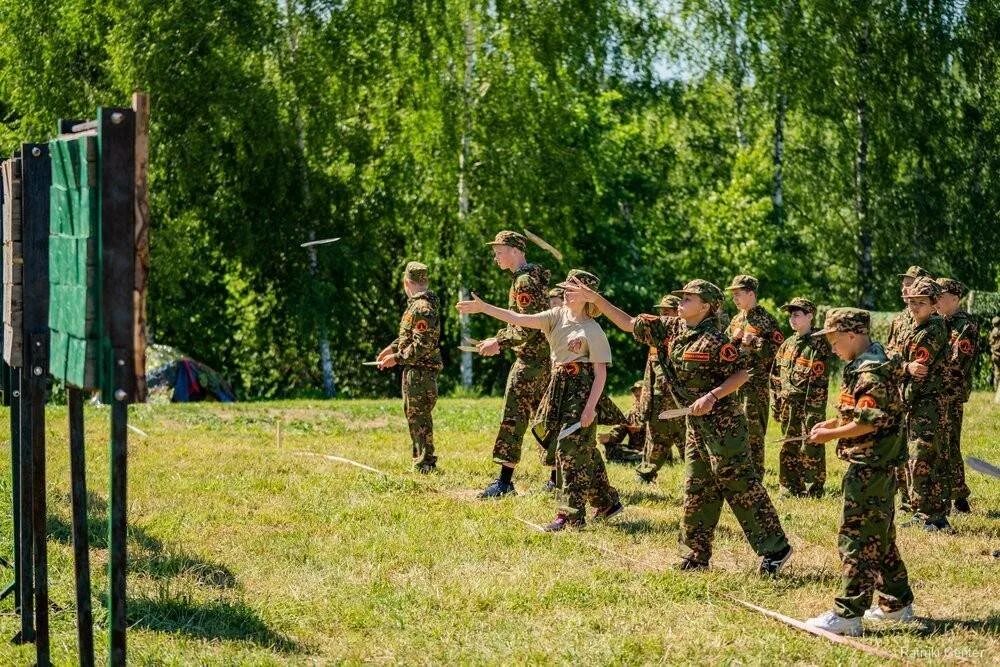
[719,343,738,362]
[957,338,974,355]
[771,330,784,344]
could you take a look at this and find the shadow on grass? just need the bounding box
[612,518,677,536]
[125,596,304,653]
[624,489,675,505]
[48,491,236,588]
[863,613,1000,637]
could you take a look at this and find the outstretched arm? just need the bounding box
[456,292,548,330]
[560,277,634,332]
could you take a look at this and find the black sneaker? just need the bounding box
[635,470,657,485]
[953,498,971,514]
[677,558,709,571]
[417,462,436,474]
[477,478,516,499]
[593,501,624,522]
[544,514,584,532]
[923,517,953,533]
[759,544,793,576]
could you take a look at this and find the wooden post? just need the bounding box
[99,107,135,667]
[132,93,149,404]
[67,388,94,667]
[22,142,51,666]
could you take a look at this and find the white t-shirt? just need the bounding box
[536,307,612,365]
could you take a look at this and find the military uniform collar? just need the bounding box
[408,290,430,302]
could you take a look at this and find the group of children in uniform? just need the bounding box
[377,233,983,637]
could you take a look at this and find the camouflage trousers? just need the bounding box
[492,357,550,465]
[737,377,771,478]
[532,364,620,520]
[680,400,788,565]
[835,463,913,618]
[902,394,951,522]
[538,390,626,468]
[636,392,685,478]
[945,399,970,502]
[775,395,827,497]
[402,368,438,466]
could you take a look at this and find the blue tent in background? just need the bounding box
[146,344,236,403]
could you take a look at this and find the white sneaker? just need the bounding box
[863,603,914,622]
[805,610,863,636]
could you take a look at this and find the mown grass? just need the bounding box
[0,392,995,664]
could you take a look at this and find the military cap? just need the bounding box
[656,294,680,310]
[672,279,723,305]
[563,269,600,290]
[631,381,644,391]
[993,316,1000,326]
[812,307,870,336]
[485,230,527,251]
[725,274,759,292]
[898,265,931,279]
[779,297,816,314]
[547,287,564,299]
[935,277,966,298]
[404,261,429,283]
[905,276,941,300]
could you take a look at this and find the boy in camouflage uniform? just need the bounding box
[770,298,833,498]
[726,274,783,478]
[377,262,443,473]
[990,317,1000,390]
[805,308,914,637]
[597,381,645,463]
[935,278,979,514]
[886,265,931,356]
[895,277,952,531]
[477,231,552,498]
[633,294,686,483]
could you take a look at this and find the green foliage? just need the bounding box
[0,0,998,397]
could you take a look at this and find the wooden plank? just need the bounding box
[98,108,135,403]
[132,92,149,403]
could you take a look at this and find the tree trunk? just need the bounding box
[772,91,786,226]
[457,17,476,390]
[854,20,874,310]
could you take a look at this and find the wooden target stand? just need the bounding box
[0,93,148,667]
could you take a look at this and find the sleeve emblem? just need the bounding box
[719,343,738,362]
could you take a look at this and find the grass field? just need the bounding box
[0,392,996,664]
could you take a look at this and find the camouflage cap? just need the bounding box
[725,274,759,292]
[656,294,681,310]
[564,269,599,289]
[672,279,723,305]
[631,381,644,391]
[935,277,966,298]
[898,265,931,279]
[485,230,527,251]
[779,297,816,314]
[812,307,870,336]
[993,316,1000,326]
[547,287,564,299]
[905,276,941,300]
[403,261,429,283]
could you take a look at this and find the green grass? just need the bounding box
[0,393,996,664]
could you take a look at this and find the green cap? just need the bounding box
[725,274,759,292]
[812,307,870,336]
[404,261,429,283]
[905,276,941,300]
[656,294,680,310]
[564,269,600,290]
[779,297,816,314]
[485,230,527,251]
[898,265,931,280]
[672,279,723,305]
[935,277,966,298]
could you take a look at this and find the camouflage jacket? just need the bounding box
[392,290,443,371]
[769,329,833,403]
[834,341,905,468]
[895,314,947,405]
[941,310,979,401]
[633,314,746,413]
[495,263,550,361]
[885,309,913,357]
[726,305,783,384]
[990,327,1000,363]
